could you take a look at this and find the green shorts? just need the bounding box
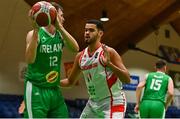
[140,100,165,118]
[24,81,68,118]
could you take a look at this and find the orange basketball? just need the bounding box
[31,1,57,27]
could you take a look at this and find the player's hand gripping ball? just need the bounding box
[31,1,57,27]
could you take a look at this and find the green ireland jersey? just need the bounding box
[26,27,64,87]
[142,71,171,103]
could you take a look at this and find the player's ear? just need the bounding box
[99,30,104,37]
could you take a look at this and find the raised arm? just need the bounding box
[25,10,39,64]
[25,29,38,64]
[55,14,79,52]
[102,45,130,84]
[60,52,82,87]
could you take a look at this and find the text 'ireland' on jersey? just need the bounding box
[26,27,64,87]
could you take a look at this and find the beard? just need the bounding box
[85,38,91,44]
[84,35,97,45]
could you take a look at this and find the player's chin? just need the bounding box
[59,20,64,25]
[85,39,90,44]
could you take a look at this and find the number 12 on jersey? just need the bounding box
[49,56,58,67]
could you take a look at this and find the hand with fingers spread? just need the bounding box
[55,10,64,30]
[53,8,79,52]
[102,44,111,66]
[60,19,130,118]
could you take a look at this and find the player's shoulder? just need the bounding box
[104,45,120,56]
[76,51,84,59]
[148,72,160,77]
[27,30,33,35]
[27,29,38,36]
[102,44,114,52]
[148,72,156,75]
[166,74,172,80]
[77,51,82,56]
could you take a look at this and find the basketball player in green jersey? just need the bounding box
[24,2,79,118]
[134,60,174,118]
[60,19,130,118]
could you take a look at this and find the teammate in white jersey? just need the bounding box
[60,19,131,118]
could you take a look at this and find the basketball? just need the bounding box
[31,1,57,27]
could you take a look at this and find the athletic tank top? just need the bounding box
[79,45,125,101]
[26,27,64,88]
[142,71,171,103]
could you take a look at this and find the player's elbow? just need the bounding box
[121,73,131,84]
[67,42,79,52]
[168,87,174,97]
[136,86,141,90]
[168,91,174,97]
[25,57,35,64]
[75,45,79,52]
[126,76,131,84]
[25,51,36,64]
[71,45,79,52]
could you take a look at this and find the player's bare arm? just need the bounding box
[134,79,146,113]
[25,10,39,64]
[25,29,39,64]
[102,45,130,83]
[60,52,81,87]
[55,11,79,52]
[165,78,174,109]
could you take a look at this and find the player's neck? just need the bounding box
[45,25,56,35]
[156,69,165,73]
[88,41,101,53]
[156,66,166,73]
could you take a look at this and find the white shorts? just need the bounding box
[80,96,126,118]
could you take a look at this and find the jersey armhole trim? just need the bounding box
[99,50,106,67]
[79,49,85,68]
